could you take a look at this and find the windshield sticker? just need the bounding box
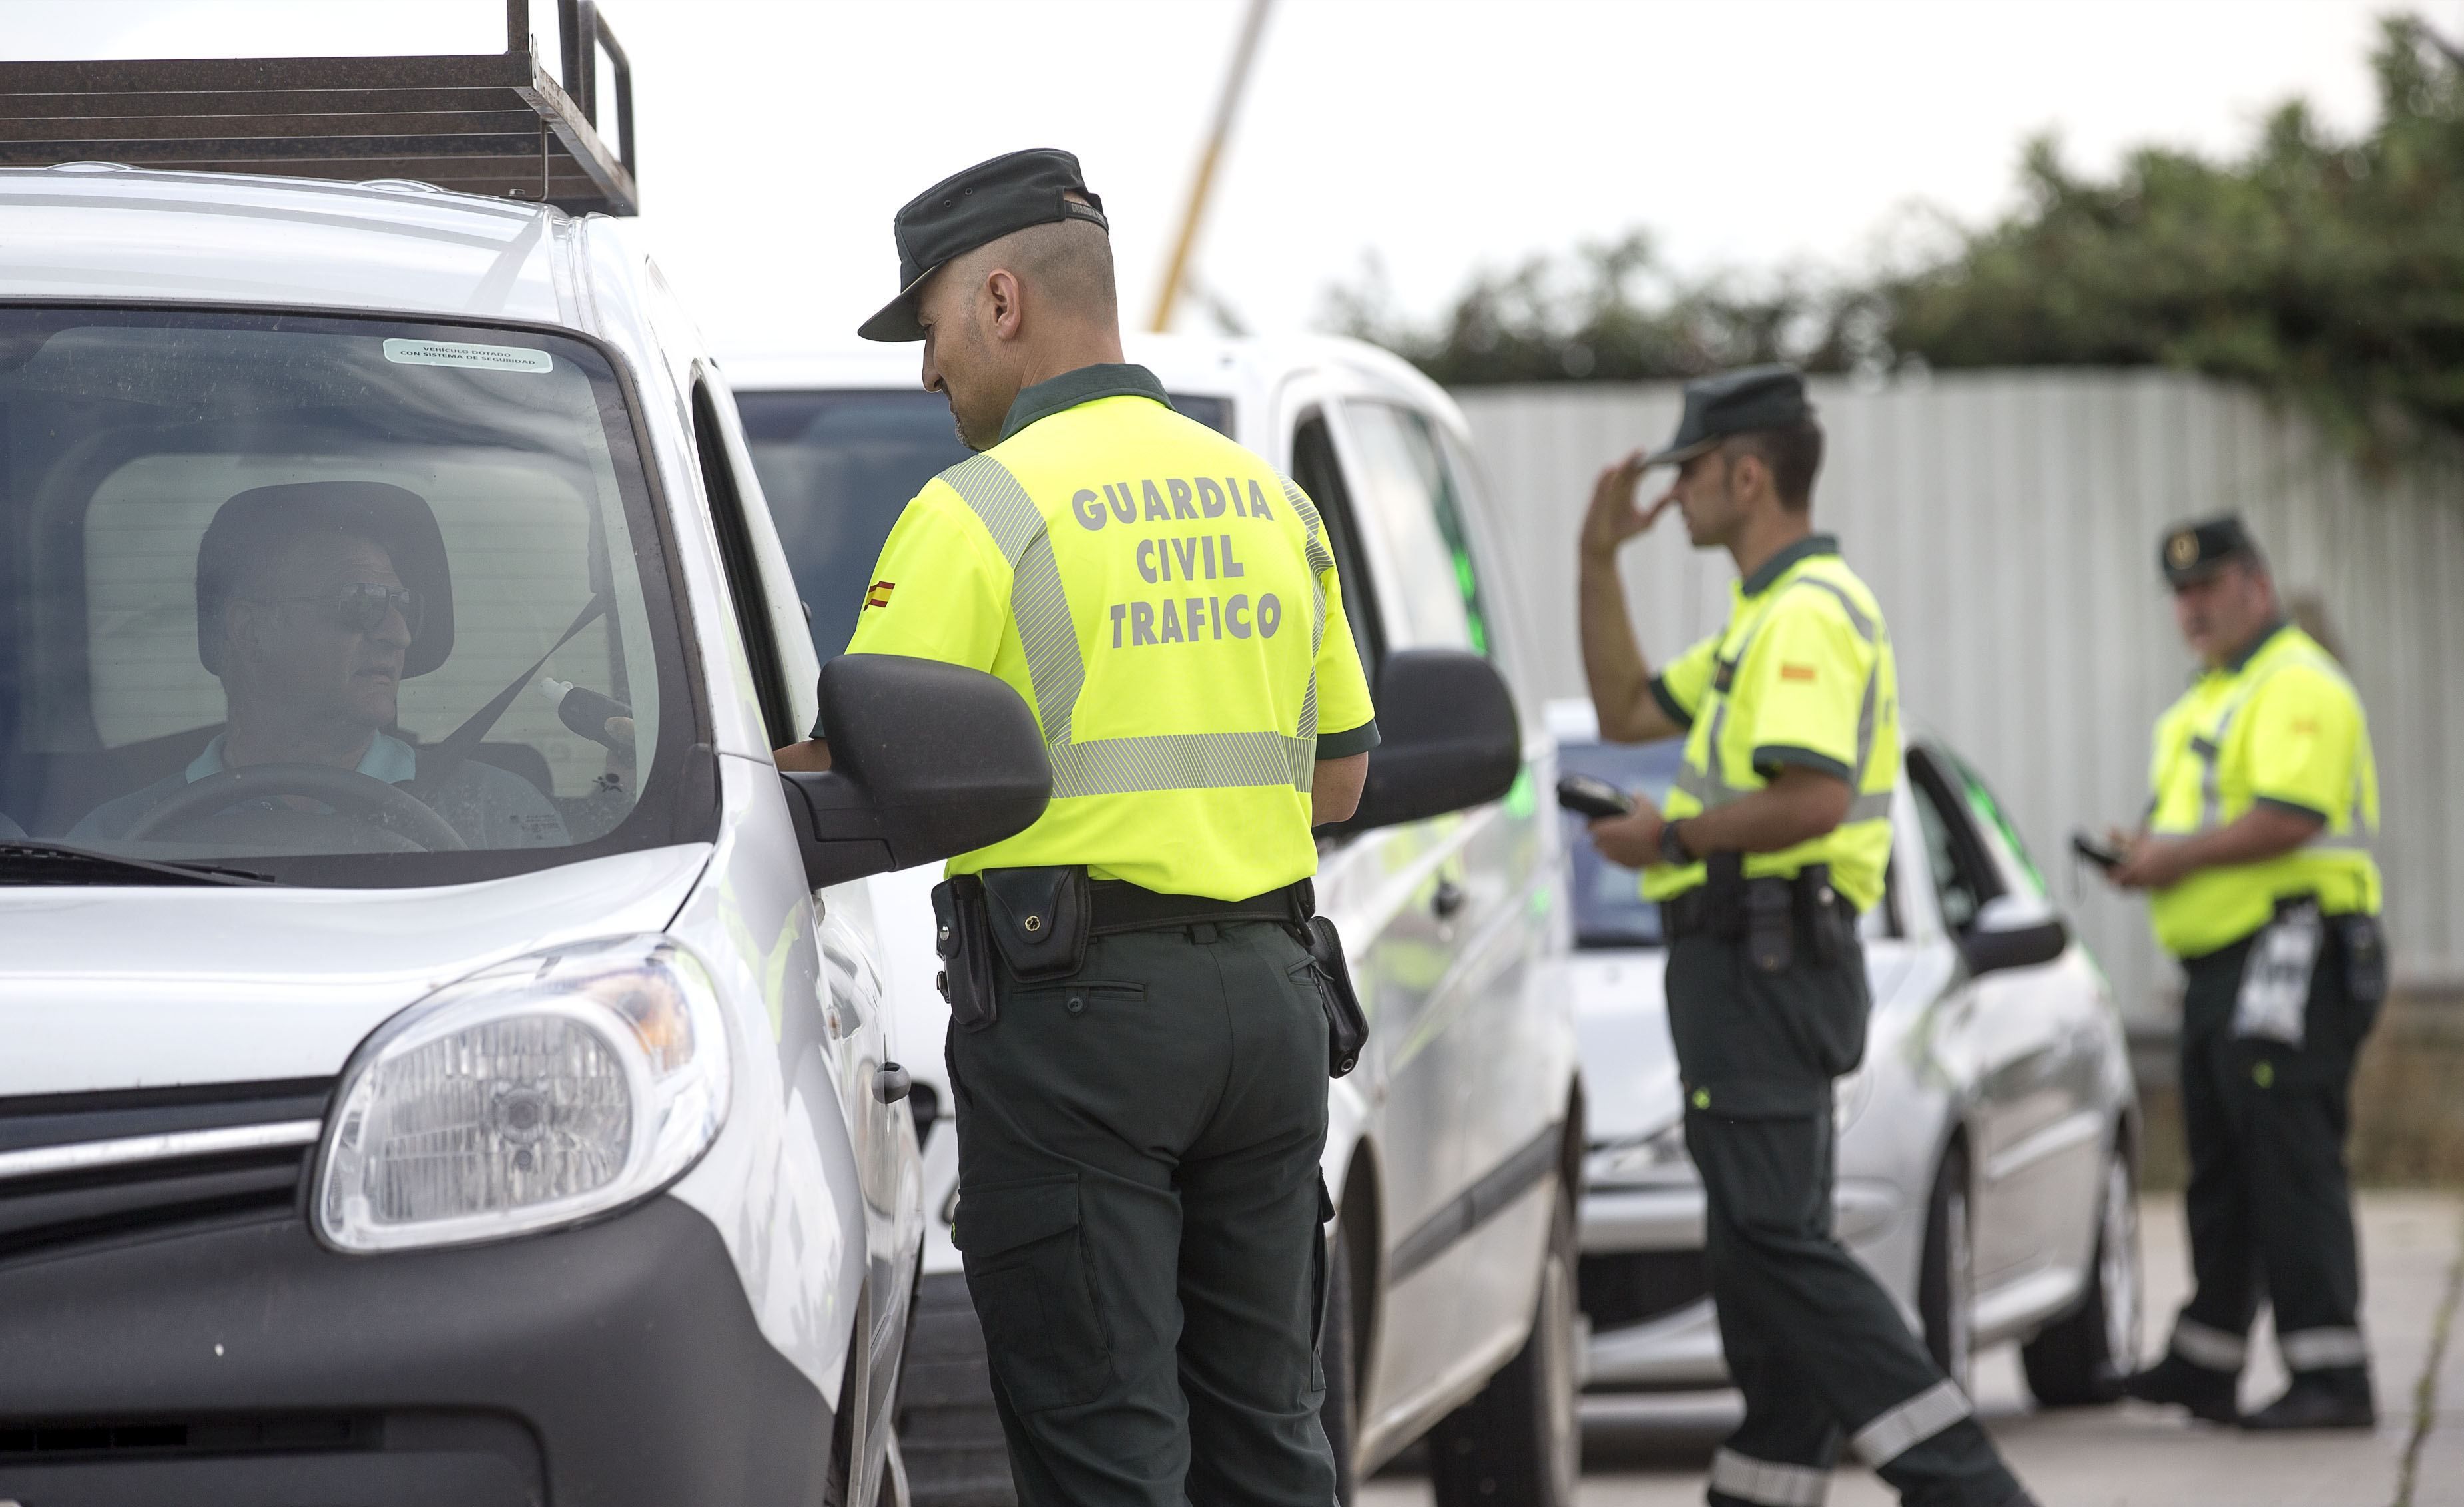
[381,338,553,374]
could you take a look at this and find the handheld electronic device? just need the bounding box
[2071,831,2124,871]
[1556,774,1635,821]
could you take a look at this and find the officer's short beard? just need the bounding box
[940,318,1009,452]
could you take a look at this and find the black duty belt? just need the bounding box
[1088,878,1311,936]
[1660,872,1853,940]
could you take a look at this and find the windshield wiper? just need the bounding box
[0,840,276,887]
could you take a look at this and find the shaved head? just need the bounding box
[918,192,1125,449]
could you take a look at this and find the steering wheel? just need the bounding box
[123,762,468,852]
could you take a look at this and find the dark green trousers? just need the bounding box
[1668,934,2021,1507]
[946,920,1336,1507]
[2166,920,2377,1394]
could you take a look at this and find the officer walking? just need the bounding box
[2106,516,2385,1431]
[1580,367,2034,1507]
[776,149,1377,1506]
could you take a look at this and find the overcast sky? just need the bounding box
[2,0,2439,358]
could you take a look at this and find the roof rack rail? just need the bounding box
[0,0,639,215]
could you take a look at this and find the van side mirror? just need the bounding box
[780,655,1050,888]
[1333,649,1522,834]
[1960,892,2070,976]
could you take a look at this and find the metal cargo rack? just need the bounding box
[0,0,639,214]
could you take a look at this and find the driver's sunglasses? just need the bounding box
[256,583,423,637]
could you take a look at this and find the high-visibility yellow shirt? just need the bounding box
[837,364,1378,900]
[2145,622,2380,958]
[1641,535,1899,913]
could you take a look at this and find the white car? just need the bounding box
[0,163,1022,1506]
[1548,701,2143,1404]
[731,337,1587,1506]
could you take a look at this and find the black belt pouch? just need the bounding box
[2339,912,2388,1020]
[1747,878,1795,974]
[1303,914,1369,1079]
[932,876,999,1031]
[981,866,1093,983]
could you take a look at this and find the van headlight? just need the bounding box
[315,936,730,1253]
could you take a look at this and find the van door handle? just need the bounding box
[1432,878,1466,920]
[875,1063,912,1104]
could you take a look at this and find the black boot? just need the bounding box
[2242,1374,2375,1432]
[2120,1355,2239,1424]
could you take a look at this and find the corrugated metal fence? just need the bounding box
[1454,370,2464,1029]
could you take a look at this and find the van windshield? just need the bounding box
[0,309,705,886]
[739,387,1234,659]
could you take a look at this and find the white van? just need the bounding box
[731,337,1588,1506]
[0,164,1058,1506]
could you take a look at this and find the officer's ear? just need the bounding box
[982,265,1026,343]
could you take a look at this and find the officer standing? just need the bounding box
[2107,516,2385,1431]
[776,149,1377,1506]
[1580,367,2034,1507]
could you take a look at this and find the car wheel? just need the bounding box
[1318,1222,1361,1505]
[1426,1177,1581,1507]
[2021,1143,2141,1406]
[1917,1143,1975,1395]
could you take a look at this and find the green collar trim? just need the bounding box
[1741,532,1840,597]
[2218,617,2291,677]
[998,362,1171,443]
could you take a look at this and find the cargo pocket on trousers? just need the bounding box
[954,1174,1112,1411]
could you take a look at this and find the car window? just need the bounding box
[1909,768,1986,932]
[0,308,698,882]
[1945,749,2050,900]
[1289,411,1383,680]
[739,388,1232,661]
[1558,738,1686,948]
[1339,401,1484,654]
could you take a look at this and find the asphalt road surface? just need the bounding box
[1365,1192,2464,1507]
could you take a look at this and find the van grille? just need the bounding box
[0,1079,331,1259]
[1578,1248,1712,1333]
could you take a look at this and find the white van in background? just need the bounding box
[730,337,1587,1507]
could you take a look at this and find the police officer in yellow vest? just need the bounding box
[1581,368,2034,1507]
[776,149,1375,1506]
[2106,516,2385,1432]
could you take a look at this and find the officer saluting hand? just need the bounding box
[2108,517,2386,1432]
[776,149,1378,1506]
[1579,368,2034,1507]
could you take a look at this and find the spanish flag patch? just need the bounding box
[1779,663,1817,682]
[864,580,895,611]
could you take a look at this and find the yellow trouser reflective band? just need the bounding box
[940,453,1318,796]
[1850,1378,1971,1467]
[1679,575,1888,823]
[1709,1448,1829,1506]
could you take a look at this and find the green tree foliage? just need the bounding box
[1884,17,2464,464]
[1327,19,2464,464]
[1323,232,1863,386]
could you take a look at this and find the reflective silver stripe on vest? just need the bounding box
[1280,477,1333,741]
[2184,647,2370,841]
[936,453,1317,798]
[1709,1448,1829,1506]
[1680,573,1890,823]
[2170,1316,2248,1372]
[1849,1378,1971,1467]
[2279,1325,2369,1371]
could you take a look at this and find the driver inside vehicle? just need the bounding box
[71,481,569,851]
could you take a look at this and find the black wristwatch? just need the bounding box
[1659,818,1694,866]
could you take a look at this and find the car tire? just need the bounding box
[2021,1143,2141,1406]
[1426,1177,1581,1507]
[897,1272,1017,1507]
[1917,1142,1975,1395]
[1318,1222,1361,1506]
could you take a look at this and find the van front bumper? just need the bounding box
[0,1194,829,1506]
